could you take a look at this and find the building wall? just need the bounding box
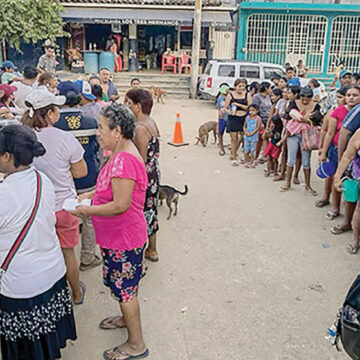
[236,2,360,76]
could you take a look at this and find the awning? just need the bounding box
[61,7,232,26]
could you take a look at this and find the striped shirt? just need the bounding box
[343,103,360,134]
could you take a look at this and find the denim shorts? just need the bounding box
[286,133,311,169]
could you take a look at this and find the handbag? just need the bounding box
[334,274,360,359]
[301,122,320,150]
[0,170,42,289]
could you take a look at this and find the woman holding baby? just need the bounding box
[280,86,322,194]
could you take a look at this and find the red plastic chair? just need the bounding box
[161,55,176,74]
[178,54,191,74]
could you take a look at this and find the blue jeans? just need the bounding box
[286,134,311,169]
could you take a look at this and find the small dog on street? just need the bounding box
[149,86,167,104]
[158,185,188,220]
[195,121,217,147]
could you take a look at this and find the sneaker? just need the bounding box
[231,160,239,166]
[244,162,250,168]
[251,162,256,168]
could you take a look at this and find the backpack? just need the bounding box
[335,275,360,359]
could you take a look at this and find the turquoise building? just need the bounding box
[236,2,360,79]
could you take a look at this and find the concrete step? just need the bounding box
[57,70,190,98]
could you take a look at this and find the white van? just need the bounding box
[199,60,286,100]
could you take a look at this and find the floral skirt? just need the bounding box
[0,275,76,360]
[101,245,146,303]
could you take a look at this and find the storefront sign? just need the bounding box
[94,18,179,26]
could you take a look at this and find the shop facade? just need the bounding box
[60,0,236,72]
[236,2,360,77]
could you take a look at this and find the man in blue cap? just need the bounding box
[74,79,102,123]
[322,69,352,115]
[56,81,102,271]
[1,60,21,84]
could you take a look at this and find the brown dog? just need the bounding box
[159,185,188,220]
[149,86,167,104]
[195,121,217,147]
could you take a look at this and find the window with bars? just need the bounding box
[328,16,360,73]
[245,13,327,73]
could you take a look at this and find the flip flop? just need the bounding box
[74,281,86,305]
[80,255,102,271]
[325,210,340,221]
[347,243,359,255]
[273,175,285,182]
[315,199,330,208]
[330,224,352,235]
[305,187,317,196]
[103,347,149,360]
[99,316,126,330]
[280,185,290,192]
[145,252,159,262]
[218,149,225,156]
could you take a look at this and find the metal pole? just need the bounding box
[190,0,202,99]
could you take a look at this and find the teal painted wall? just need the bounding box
[236,2,360,76]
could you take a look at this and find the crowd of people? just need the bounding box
[216,67,360,255]
[0,59,158,360]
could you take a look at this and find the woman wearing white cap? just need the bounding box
[21,89,88,305]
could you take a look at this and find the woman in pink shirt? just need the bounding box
[73,104,149,360]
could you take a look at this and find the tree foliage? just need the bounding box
[0,0,66,50]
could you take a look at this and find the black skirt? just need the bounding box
[227,115,245,133]
[0,275,77,360]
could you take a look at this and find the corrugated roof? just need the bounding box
[61,0,222,7]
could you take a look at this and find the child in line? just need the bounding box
[243,104,261,168]
[216,85,229,156]
[264,113,283,177]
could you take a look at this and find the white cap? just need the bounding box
[25,89,66,110]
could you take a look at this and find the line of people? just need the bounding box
[0,66,160,360]
[216,69,360,254]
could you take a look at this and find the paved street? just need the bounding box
[63,98,356,360]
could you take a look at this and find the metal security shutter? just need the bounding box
[245,13,327,73]
[328,16,360,73]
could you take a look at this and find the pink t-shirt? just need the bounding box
[331,105,349,147]
[92,151,148,251]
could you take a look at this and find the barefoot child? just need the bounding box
[243,104,261,168]
[216,85,229,156]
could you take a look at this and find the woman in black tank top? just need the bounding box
[225,78,252,166]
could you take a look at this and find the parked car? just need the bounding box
[199,59,327,101]
[199,60,286,100]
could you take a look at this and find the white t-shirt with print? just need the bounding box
[33,126,85,211]
[12,81,34,110]
[0,169,66,298]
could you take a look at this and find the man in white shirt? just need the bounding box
[12,67,38,111]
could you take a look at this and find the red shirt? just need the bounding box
[331,105,349,147]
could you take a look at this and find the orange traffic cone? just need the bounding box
[168,113,189,147]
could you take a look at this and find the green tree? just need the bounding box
[0,0,66,50]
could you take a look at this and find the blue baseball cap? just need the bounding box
[73,80,96,101]
[57,81,80,97]
[340,70,352,78]
[2,60,17,70]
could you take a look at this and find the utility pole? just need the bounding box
[190,0,202,99]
